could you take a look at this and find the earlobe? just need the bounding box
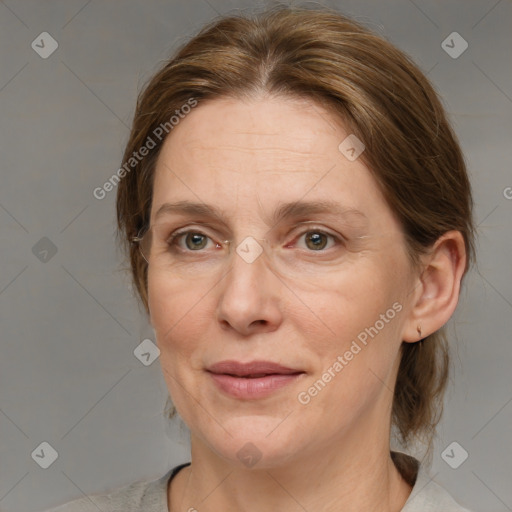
[402,231,467,344]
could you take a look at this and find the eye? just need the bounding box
[293,229,339,251]
[166,227,341,253]
[167,230,220,251]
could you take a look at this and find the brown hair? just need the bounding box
[116,5,475,455]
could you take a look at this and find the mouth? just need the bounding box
[206,360,305,399]
[207,360,304,377]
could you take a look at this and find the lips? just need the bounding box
[207,360,303,377]
[207,360,305,399]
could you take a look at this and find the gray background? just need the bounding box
[0,0,511,511]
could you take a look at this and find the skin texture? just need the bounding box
[145,95,466,512]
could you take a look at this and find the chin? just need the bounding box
[197,416,307,470]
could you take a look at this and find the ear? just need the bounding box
[402,230,467,343]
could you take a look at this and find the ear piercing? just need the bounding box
[417,325,422,340]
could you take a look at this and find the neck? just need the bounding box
[169,429,413,512]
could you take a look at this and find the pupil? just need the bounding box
[186,233,207,250]
[307,232,327,250]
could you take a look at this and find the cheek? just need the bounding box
[308,263,395,334]
[148,272,214,355]
[296,285,403,430]
[302,261,405,383]
[147,274,215,409]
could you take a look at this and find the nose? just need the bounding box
[215,241,284,336]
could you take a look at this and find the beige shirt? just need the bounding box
[44,452,473,512]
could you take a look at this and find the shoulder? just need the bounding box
[41,465,187,512]
[393,452,473,512]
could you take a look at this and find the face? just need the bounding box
[146,95,417,468]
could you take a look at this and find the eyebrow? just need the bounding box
[154,200,368,226]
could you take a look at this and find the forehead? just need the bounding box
[172,95,340,163]
[158,96,344,168]
[150,96,398,233]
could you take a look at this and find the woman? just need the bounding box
[46,5,475,511]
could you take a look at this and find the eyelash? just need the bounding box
[166,227,343,253]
